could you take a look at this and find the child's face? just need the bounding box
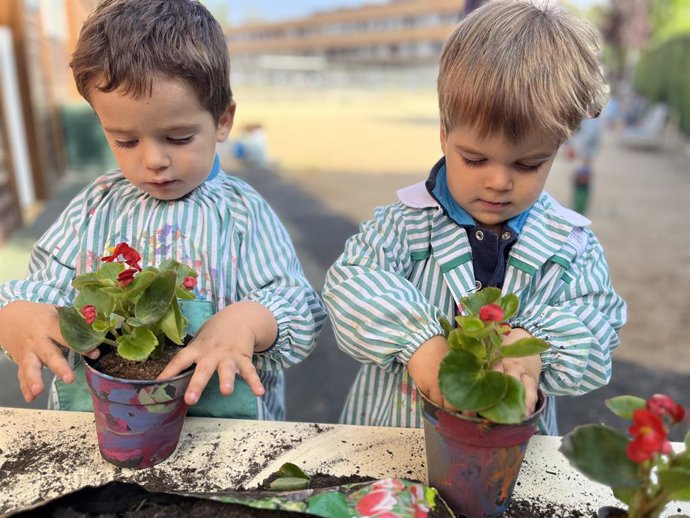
[440,123,559,234]
[89,76,234,200]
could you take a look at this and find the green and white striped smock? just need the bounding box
[0,167,326,421]
[323,181,626,435]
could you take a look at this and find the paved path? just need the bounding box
[1,131,688,440]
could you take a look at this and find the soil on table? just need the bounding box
[258,471,376,489]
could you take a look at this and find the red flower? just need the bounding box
[479,303,504,322]
[101,243,142,271]
[646,394,685,423]
[81,305,97,324]
[626,409,671,463]
[183,276,197,290]
[117,268,138,287]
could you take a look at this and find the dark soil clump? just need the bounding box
[90,341,187,380]
[502,496,596,518]
[258,471,376,490]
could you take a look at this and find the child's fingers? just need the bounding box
[217,359,237,396]
[17,352,45,402]
[237,358,264,397]
[157,347,197,381]
[184,360,217,405]
[41,341,76,384]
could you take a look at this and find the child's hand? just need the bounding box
[495,327,543,414]
[407,335,457,412]
[157,301,278,406]
[0,301,99,402]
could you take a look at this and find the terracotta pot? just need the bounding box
[84,353,192,469]
[420,389,545,518]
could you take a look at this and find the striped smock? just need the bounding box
[0,161,326,421]
[323,181,626,434]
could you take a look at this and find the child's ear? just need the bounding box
[439,126,447,155]
[215,101,236,142]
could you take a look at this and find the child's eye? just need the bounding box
[515,162,542,172]
[462,157,486,168]
[168,136,193,145]
[114,140,137,149]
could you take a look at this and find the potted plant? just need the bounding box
[419,287,550,518]
[560,393,690,518]
[57,242,198,469]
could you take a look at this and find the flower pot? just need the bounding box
[84,354,193,469]
[419,389,545,518]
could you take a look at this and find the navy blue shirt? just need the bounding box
[425,158,530,290]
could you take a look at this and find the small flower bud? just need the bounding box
[183,276,197,290]
[479,304,504,322]
[81,305,97,324]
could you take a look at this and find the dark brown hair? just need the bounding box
[70,0,232,122]
[438,0,607,143]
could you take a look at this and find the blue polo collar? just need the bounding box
[425,157,530,234]
[206,154,221,182]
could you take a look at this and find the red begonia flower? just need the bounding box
[479,303,505,322]
[81,305,97,324]
[183,276,197,290]
[101,243,142,271]
[117,268,138,287]
[626,409,671,463]
[646,394,685,423]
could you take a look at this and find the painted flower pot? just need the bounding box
[420,390,545,518]
[84,356,193,469]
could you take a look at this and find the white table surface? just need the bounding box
[1,407,688,517]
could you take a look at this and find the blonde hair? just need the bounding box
[70,0,232,123]
[438,0,607,143]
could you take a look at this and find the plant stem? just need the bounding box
[102,338,118,347]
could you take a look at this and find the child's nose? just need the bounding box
[485,166,512,191]
[142,142,170,171]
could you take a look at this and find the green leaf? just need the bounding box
[96,262,125,284]
[175,286,197,300]
[479,375,527,424]
[439,316,453,338]
[658,467,690,500]
[134,270,177,326]
[560,424,643,488]
[439,348,507,412]
[612,486,636,506]
[684,430,690,451]
[116,327,158,362]
[605,395,646,419]
[277,462,311,480]
[158,259,196,279]
[269,477,311,491]
[72,272,102,290]
[56,306,107,353]
[121,270,157,302]
[500,337,549,358]
[160,299,187,346]
[74,286,115,317]
[460,287,501,314]
[456,316,493,338]
[499,293,519,319]
[92,318,116,333]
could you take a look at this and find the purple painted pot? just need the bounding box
[420,389,545,518]
[84,356,193,469]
